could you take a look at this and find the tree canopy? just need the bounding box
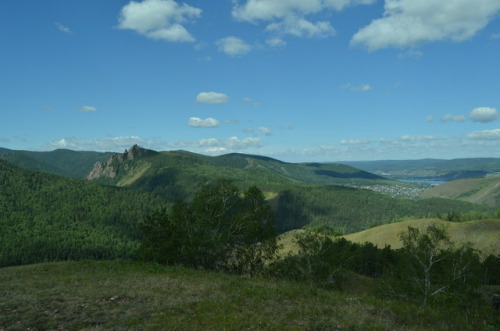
[139,179,278,274]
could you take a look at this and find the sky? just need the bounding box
[1,0,500,162]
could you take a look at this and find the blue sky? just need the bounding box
[1,0,500,161]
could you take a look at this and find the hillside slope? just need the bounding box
[0,147,112,178]
[86,145,390,189]
[0,160,166,267]
[420,177,500,207]
[1,260,497,330]
[343,218,500,257]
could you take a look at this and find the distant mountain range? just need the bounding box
[341,158,500,181]
[0,147,112,178]
[1,144,498,267]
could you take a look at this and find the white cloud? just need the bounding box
[48,136,265,154]
[466,129,500,140]
[351,0,500,51]
[118,0,201,43]
[54,22,72,34]
[340,139,371,145]
[441,114,465,122]
[188,117,220,128]
[232,0,376,22]
[341,83,372,92]
[266,37,287,47]
[492,33,500,39]
[232,0,374,39]
[80,106,98,112]
[470,107,498,123]
[243,97,261,107]
[49,136,145,151]
[426,115,435,122]
[216,37,252,56]
[400,135,440,142]
[196,92,229,104]
[265,16,335,38]
[196,136,265,153]
[258,126,273,135]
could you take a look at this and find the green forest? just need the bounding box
[0,160,166,266]
[1,147,499,329]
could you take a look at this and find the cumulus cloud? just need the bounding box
[80,106,98,112]
[351,0,500,51]
[341,83,372,92]
[232,0,376,22]
[196,92,229,104]
[216,37,252,56]
[470,107,498,123]
[426,115,435,122]
[232,0,374,39]
[466,129,500,140]
[118,0,201,43]
[441,114,465,123]
[188,117,220,128]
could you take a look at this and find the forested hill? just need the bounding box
[420,177,500,208]
[1,150,496,268]
[86,145,390,191]
[0,147,112,178]
[0,159,166,267]
[83,146,494,234]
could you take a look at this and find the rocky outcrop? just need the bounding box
[86,145,156,181]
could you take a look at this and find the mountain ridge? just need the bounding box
[86,145,389,188]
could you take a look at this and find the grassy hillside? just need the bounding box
[343,218,500,257]
[420,177,500,207]
[1,260,498,330]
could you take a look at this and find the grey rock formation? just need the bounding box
[86,145,155,180]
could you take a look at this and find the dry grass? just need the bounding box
[342,218,500,257]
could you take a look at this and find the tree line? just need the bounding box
[139,179,500,309]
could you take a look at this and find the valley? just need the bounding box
[1,145,499,329]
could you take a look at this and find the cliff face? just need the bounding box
[86,145,155,181]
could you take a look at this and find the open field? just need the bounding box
[1,260,499,330]
[343,218,500,257]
